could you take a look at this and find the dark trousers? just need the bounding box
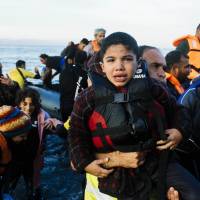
[119,162,200,200]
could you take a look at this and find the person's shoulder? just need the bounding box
[71,87,95,118]
[148,77,164,87]
[179,86,197,104]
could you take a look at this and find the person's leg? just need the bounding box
[23,163,34,200]
[1,163,22,195]
[167,162,200,200]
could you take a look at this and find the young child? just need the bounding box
[68,32,200,200]
[0,105,32,199]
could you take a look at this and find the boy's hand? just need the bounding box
[167,187,179,200]
[157,128,183,150]
[85,158,113,178]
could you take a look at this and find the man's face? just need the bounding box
[177,56,191,80]
[78,42,87,51]
[40,57,47,64]
[142,49,166,82]
[95,32,105,44]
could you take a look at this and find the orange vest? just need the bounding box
[91,40,101,52]
[173,35,200,79]
[0,134,11,175]
[165,72,185,95]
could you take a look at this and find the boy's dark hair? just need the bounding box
[100,32,139,61]
[16,60,25,68]
[138,45,157,58]
[80,38,89,45]
[165,50,188,71]
[40,54,49,59]
[15,88,41,117]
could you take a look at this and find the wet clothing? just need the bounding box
[8,67,40,89]
[68,77,194,199]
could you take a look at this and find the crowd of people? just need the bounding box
[0,25,200,200]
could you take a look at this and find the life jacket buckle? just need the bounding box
[114,93,129,103]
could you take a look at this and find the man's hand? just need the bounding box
[85,158,113,178]
[96,151,146,169]
[157,128,183,150]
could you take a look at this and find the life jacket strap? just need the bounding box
[95,92,152,106]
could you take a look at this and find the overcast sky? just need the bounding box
[0,0,199,48]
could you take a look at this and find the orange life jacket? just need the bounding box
[91,40,101,52]
[173,35,200,79]
[0,134,11,175]
[165,72,185,94]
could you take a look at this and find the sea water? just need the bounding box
[0,44,65,74]
[0,44,171,75]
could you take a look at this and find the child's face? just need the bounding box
[19,97,35,116]
[101,44,137,87]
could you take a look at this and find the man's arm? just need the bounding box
[150,79,192,140]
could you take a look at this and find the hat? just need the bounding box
[0,106,32,138]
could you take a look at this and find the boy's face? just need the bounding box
[101,44,137,87]
[142,49,166,83]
